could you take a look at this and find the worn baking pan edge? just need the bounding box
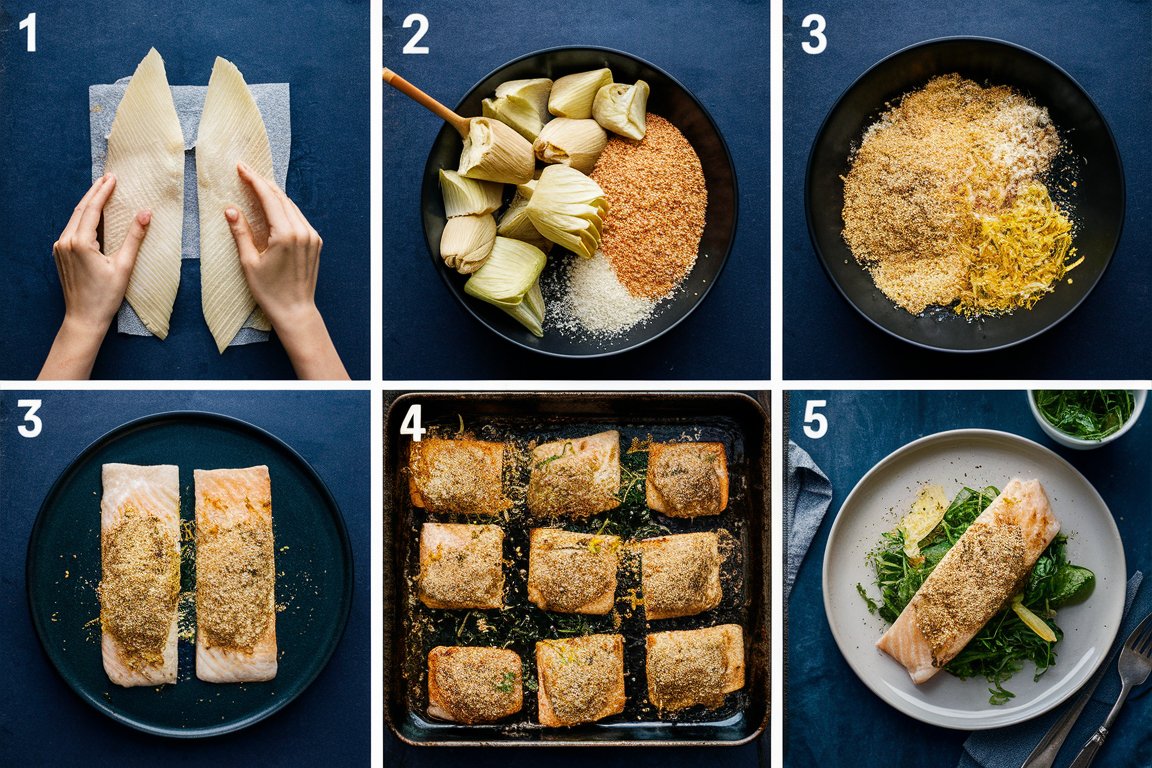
[382,391,770,747]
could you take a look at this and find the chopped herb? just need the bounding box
[1034,390,1134,441]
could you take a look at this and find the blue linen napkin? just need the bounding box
[784,440,834,602]
[959,572,1150,768]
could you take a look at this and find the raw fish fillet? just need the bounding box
[196,57,274,353]
[100,463,180,687]
[194,466,277,682]
[104,48,184,339]
[876,478,1060,684]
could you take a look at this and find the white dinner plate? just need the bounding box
[822,429,1126,730]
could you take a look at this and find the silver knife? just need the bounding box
[1021,652,1114,767]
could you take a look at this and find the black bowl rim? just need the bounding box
[420,44,740,359]
[803,35,1127,354]
[25,410,355,739]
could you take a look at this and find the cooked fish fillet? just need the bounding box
[639,532,722,620]
[528,430,620,517]
[194,466,277,683]
[197,56,274,353]
[647,442,728,518]
[876,478,1060,684]
[418,523,504,610]
[646,624,745,711]
[408,438,508,515]
[536,633,626,726]
[427,646,522,723]
[105,48,184,339]
[528,527,620,614]
[99,463,180,687]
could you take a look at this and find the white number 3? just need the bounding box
[801,13,827,55]
[18,399,43,438]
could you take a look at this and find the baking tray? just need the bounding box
[383,392,769,747]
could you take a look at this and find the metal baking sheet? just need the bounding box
[383,392,769,746]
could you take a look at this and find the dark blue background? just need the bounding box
[786,390,1151,766]
[0,391,370,766]
[382,0,770,380]
[783,0,1151,378]
[0,1,370,380]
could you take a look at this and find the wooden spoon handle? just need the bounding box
[382,68,471,137]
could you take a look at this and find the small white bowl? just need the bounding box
[1028,389,1147,450]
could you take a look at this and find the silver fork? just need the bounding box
[1068,611,1152,768]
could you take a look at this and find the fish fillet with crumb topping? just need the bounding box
[409,437,508,516]
[639,532,723,620]
[646,624,744,711]
[418,522,504,610]
[877,478,1060,684]
[528,431,620,517]
[427,646,522,723]
[528,528,620,614]
[536,634,626,726]
[646,442,728,518]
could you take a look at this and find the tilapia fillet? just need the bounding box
[100,463,180,687]
[194,466,277,682]
[105,48,185,339]
[876,478,1060,684]
[197,57,274,353]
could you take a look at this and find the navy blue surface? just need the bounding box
[382,0,770,379]
[0,391,370,765]
[783,1,1151,378]
[0,1,370,380]
[785,390,1151,766]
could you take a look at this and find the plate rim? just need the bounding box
[820,427,1126,730]
[419,44,740,359]
[803,35,1127,354]
[24,409,355,739]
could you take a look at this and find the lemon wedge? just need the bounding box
[1011,595,1057,642]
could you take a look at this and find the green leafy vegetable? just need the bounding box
[1034,390,1134,441]
[859,485,1095,704]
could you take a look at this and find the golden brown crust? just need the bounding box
[646,442,728,518]
[536,634,626,726]
[409,438,508,516]
[528,431,620,517]
[418,523,504,610]
[645,624,744,711]
[427,646,522,723]
[639,532,722,620]
[527,528,620,614]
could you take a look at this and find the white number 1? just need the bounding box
[20,13,36,53]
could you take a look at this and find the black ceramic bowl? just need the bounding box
[420,46,738,358]
[806,37,1124,353]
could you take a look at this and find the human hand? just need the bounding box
[225,163,348,380]
[40,174,151,380]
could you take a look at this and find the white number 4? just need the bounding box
[18,399,43,438]
[803,399,828,439]
[400,403,427,441]
[801,13,826,55]
[402,13,429,54]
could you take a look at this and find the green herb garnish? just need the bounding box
[859,486,1095,704]
[1034,390,1134,441]
[494,670,517,693]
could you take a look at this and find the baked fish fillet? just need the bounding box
[105,48,184,339]
[877,478,1060,684]
[197,57,274,353]
[100,463,180,687]
[194,466,277,682]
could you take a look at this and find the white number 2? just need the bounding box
[20,13,36,52]
[803,399,828,439]
[801,13,826,55]
[18,399,43,438]
[402,13,429,55]
[400,403,427,441]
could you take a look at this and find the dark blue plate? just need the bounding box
[25,411,353,738]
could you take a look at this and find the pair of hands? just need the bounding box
[40,164,347,379]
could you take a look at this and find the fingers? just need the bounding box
[77,172,118,236]
[114,209,152,270]
[60,174,112,247]
[236,162,292,232]
[225,206,261,266]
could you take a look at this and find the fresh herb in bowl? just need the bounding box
[857,485,1094,704]
[1033,390,1134,441]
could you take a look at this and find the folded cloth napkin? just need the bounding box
[90,76,290,345]
[784,440,834,602]
[959,572,1149,768]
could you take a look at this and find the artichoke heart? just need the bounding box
[593,80,650,140]
[459,117,535,184]
[525,165,609,259]
[482,78,553,141]
[533,118,608,174]
[548,68,613,119]
[498,187,552,253]
[439,169,503,218]
[440,214,497,274]
[464,237,548,336]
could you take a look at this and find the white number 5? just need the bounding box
[18,399,43,438]
[803,399,828,439]
[801,14,827,55]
